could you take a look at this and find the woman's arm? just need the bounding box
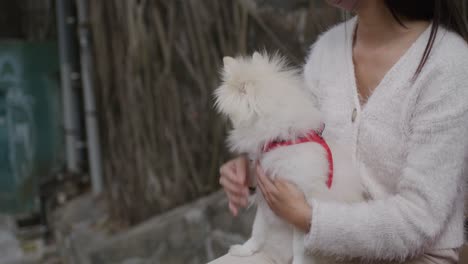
[303,71,468,261]
[258,65,468,261]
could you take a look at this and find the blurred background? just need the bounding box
[0,1,465,264]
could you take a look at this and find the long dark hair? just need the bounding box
[384,0,468,78]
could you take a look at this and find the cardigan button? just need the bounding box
[351,108,357,123]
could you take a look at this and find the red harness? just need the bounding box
[262,128,334,189]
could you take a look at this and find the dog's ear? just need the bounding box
[252,52,262,62]
[223,56,236,70]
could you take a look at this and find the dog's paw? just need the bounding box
[229,244,257,257]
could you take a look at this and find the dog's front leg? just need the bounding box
[229,202,267,256]
[292,227,319,264]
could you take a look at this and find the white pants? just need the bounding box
[208,248,459,264]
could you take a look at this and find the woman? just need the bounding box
[213,0,468,263]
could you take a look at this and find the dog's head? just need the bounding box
[214,52,300,128]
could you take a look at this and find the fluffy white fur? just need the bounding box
[214,52,365,264]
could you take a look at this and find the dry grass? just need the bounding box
[89,0,341,225]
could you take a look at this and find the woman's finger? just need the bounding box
[233,157,248,185]
[256,169,266,194]
[256,173,268,198]
[257,173,276,209]
[220,165,244,186]
[219,176,248,197]
[229,202,239,216]
[220,157,247,185]
[226,192,248,207]
[257,181,265,200]
[220,179,248,207]
[273,178,286,191]
[258,181,272,207]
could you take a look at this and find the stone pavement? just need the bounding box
[0,215,62,264]
[0,215,23,263]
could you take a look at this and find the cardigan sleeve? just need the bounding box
[304,66,468,261]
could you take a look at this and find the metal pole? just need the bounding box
[56,0,80,173]
[76,0,103,195]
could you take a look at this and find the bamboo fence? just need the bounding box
[0,0,56,40]
[89,0,341,225]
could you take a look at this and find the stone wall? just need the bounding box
[91,191,255,264]
[53,191,255,264]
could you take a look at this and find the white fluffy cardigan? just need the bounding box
[303,17,468,262]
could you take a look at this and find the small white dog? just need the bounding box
[214,52,365,264]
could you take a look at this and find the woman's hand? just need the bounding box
[256,163,312,232]
[219,155,250,216]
